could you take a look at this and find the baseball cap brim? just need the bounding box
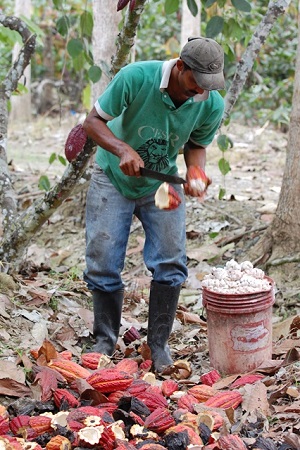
[192,69,225,91]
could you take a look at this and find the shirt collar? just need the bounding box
[160,58,210,102]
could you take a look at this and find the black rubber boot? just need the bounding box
[90,288,124,355]
[147,281,181,372]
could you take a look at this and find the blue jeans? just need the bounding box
[84,165,188,292]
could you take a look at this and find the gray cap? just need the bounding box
[180,37,225,90]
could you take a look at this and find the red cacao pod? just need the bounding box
[64,124,87,162]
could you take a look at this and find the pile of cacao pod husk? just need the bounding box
[0,338,295,450]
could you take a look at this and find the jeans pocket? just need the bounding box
[93,163,104,175]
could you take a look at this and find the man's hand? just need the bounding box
[184,165,212,200]
[118,145,144,177]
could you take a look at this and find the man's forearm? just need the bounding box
[83,107,144,176]
[183,144,207,169]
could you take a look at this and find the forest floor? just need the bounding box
[0,114,299,449]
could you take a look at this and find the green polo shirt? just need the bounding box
[95,60,224,199]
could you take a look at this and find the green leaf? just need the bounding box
[0,27,22,46]
[218,157,231,175]
[204,0,217,6]
[49,153,57,164]
[80,11,93,37]
[84,49,94,66]
[19,15,44,43]
[56,16,70,37]
[165,0,179,15]
[53,0,64,8]
[73,53,85,71]
[206,16,224,38]
[13,83,28,95]
[82,84,91,111]
[218,187,226,200]
[67,39,84,58]
[88,65,102,83]
[217,134,234,151]
[58,155,67,166]
[217,0,226,6]
[209,231,219,238]
[38,175,51,192]
[226,18,245,41]
[231,0,251,13]
[187,0,198,17]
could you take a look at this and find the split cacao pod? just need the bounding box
[161,379,179,397]
[154,182,181,210]
[47,359,90,382]
[230,374,264,388]
[53,388,80,408]
[46,435,72,450]
[135,391,168,412]
[177,393,199,413]
[204,390,243,409]
[28,416,53,435]
[81,352,103,370]
[188,384,217,402]
[200,369,221,386]
[115,359,139,375]
[0,416,9,435]
[186,165,211,192]
[144,407,175,434]
[219,434,247,449]
[86,368,133,393]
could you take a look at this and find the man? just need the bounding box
[83,37,225,372]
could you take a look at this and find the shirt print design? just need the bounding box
[136,138,169,171]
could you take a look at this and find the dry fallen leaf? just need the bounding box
[242,381,270,416]
[32,367,59,401]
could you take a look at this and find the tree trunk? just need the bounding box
[0,14,36,260]
[111,0,148,75]
[249,0,300,266]
[91,0,121,102]
[180,0,201,47]
[10,0,32,123]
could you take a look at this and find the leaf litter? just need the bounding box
[0,116,299,448]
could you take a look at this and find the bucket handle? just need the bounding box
[200,307,207,322]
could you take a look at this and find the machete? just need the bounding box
[140,167,187,185]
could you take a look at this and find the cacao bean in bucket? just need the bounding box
[202,276,275,375]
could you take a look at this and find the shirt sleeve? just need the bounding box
[94,64,145,121]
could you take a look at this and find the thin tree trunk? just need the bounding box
[224,0,292,122]
[249,0,300,265]
[91,0,121,102]
[0,14,36,250]
[180,0,201,47]
[111,0,148,75]
[10,0,32,123]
